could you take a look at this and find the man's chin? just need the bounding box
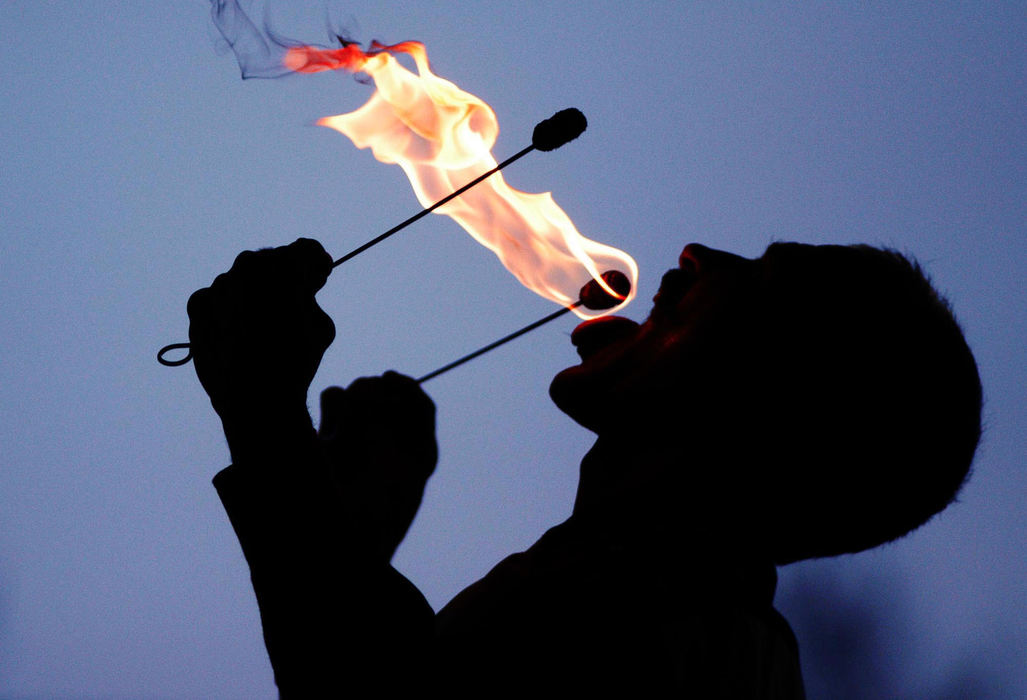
[550,316,643,431]
[548,364,606,433]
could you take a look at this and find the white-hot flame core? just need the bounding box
[315,43,638,317]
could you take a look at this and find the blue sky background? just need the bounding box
[1,2,1024,697]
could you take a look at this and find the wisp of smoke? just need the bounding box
[210,0,358,79]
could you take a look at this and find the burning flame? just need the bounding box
[284,41,637,317]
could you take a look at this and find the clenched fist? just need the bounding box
[187,238,335,457]
[319,372,438,561]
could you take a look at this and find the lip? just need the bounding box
[652,260,697,310]
[571,315,640,360]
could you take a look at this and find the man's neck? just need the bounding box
[571,433,772,566]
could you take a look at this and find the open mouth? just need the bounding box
[570,256,701,362]
[652,258,697,311]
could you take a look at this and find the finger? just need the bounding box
[186,286,212,322]
[285,237,333,293]
[346,372,434,415]
[228,249,290,311]
[356,372,437,464]
[344,375,385,407]
[382,371,437,474]
[382,370,436,418]
[318,385,347,439]
[187,286,217,353]
[382,369,417,385]
[334,374,438,480]
[224,250,267,305]
[186,286,226,405]
[229,248,260,276]
[206,270,233,299]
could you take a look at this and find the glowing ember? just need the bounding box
[284,41,638,317]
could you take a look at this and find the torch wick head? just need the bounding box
[532,108,588,152]
[579,270,631,311]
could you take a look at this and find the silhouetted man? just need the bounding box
[187,238,982,697]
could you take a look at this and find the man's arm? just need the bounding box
[187,239,436,695]
[211,440,434,697]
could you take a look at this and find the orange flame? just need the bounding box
[285,41,638,317]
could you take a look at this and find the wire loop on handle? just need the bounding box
[157,343,193,367]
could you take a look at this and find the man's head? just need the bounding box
[550,242,982,563]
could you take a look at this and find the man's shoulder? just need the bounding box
[435,520,575,630]
[433,520,805,697]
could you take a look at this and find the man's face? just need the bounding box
[550,242,811,433]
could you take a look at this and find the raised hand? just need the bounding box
[319,372,437,561]
[187,238,335,459]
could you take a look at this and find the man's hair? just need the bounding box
[754,243,982,563]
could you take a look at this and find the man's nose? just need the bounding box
[679,243,748,273]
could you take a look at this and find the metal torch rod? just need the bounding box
[332,145,534,267]
[414,268,629,383]
[416,302,580,383]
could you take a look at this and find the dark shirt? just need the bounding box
[214,462,805,697]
